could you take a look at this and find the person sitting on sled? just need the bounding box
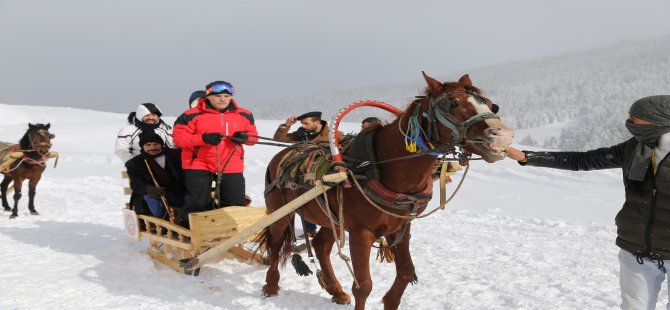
[115,102,174,163]
[125,130,185,220]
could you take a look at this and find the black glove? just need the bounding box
[145,186,165,199]
[231,131,248,144]
[202,133,224,145]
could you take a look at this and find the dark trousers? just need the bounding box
[215,172,246,207]
[181,169,246,228]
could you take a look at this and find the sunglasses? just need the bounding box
[206,82,235,96]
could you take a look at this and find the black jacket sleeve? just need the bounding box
[522,141,627,171]
[125,156,151,195]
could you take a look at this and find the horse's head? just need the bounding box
[22,123,55,155]
[417,72,514,162]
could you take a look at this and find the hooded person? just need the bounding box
[504,95,670,309]
[115,103,174,163]
[125,129,185,219]
[173,80,258,228]
[189,90,206,108]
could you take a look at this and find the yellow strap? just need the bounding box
[439,161,448,209]
[652,151,657,175]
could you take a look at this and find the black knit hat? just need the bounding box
[138,129,164,147]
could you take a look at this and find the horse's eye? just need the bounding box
[491,104,499,114]
[437,98,457,110]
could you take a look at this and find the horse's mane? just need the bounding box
[418,82,481,97]
[19,123,49,149]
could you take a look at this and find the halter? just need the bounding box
[25,129,53,153]
[407,90,500,154]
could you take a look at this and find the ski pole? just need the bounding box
[144,159,175,224]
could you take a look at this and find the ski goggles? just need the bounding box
[206,81,235,96]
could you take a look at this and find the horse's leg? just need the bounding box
[10,177,24,219]
[262,216,291,297]
[1,176,11,211]
[27,176,41,215]
[311,226,351,304]
[349,229,376,310]
[381,225,415,310]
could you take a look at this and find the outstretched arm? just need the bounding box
[504,141,628,171]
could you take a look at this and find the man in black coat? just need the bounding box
[505,95,670,309]
[126,130,185,219]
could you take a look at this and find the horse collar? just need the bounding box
[364,179,433,213]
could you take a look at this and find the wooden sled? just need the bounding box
[182,171,347,272]
[122,171,267,275]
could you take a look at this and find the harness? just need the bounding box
[1,129,58,173]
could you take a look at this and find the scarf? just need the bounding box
[625,95,670,181]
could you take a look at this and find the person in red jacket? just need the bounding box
[173,80,258,227]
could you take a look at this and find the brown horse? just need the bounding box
[1,123,55,219]
[257,73,514,309]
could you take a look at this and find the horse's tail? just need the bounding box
[253,166,294,266]
[253,221,294,267]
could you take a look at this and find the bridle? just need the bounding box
[24,129,54,154]
[405,89,500,154]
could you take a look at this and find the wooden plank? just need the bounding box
[123,187,132,196]
[139,232,193,251]
[121,171,129,179]
[190,206,267,241]
[191,215,268,233]
[147,248,187,273]
[138,215,192,236]
[184,172,346,270]
[228,245,264,264]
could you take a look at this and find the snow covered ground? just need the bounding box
[0,103,656,309]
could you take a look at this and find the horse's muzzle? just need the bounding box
[485,127,514,149]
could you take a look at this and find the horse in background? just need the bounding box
[1,123,55,219]
[257,72,514,309]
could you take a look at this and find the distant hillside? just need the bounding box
[255,35,670,150]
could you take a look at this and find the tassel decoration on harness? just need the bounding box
[291,253,313,276]
[375,238,394,263]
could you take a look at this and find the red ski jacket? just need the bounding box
[173,98,258,173]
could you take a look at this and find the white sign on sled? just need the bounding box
[122,208,140,240]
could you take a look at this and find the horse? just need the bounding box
[1,123,55,219]
[256,72,514,310]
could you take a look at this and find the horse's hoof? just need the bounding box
[262,292,278,298]
[331,295,351,305]
[30,210,39,215]
[3,207,10,212]
[261,285,279,298]
[9,213,18,219]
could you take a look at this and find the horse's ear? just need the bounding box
[422,71,442,97]
[458,74,473,87]
[28,123,35,129]
[45,123,51,130]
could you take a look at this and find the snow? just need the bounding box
[0,103,659,309]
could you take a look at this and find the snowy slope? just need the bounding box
[0,103,654,309]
